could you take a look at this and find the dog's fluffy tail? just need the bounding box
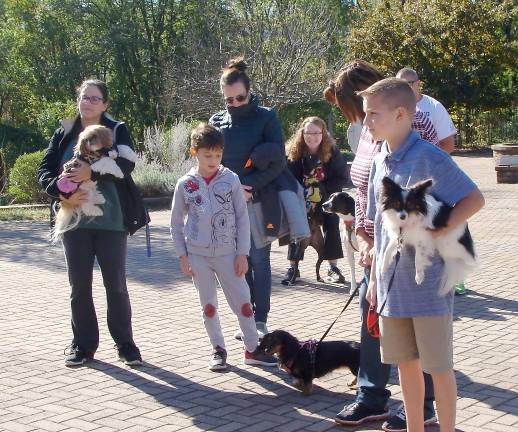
[438,258,476,296]
[51,205,81,243]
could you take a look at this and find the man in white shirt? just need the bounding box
[396,68,457,154]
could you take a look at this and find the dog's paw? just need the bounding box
[291,377,303,389]
[302,382,313,395]
[415,271,425,285]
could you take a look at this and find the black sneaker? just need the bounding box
[335,402,389,426]
[244,347,278,367]
[327,265,345,284]
[281,267,300,285]
[382,404,437,431]
[116,342,143,366]
[64,344,92,367]
[209,346,228,371]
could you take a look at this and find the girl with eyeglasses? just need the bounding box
[37,78,147,368]
[281,116,348,285]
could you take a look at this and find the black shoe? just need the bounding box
[335,402,389,426]
[64,344,92,367]
[244,347,278,367]
[382,404,437,431]
[327,265,345,284]
[281,267,300,285]
[209,346,228,371]
[116,342,143,366]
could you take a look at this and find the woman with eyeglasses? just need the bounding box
[38,78,147,367]
[209,57,286,340]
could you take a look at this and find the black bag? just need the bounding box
[118,176,150,235]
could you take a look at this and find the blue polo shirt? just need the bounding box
[366,130,477,317]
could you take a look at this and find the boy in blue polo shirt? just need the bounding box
[361,78,484,432]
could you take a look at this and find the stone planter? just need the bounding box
[491,144,518,184]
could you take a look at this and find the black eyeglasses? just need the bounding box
[224,93,248,105]
[79,95,104,105]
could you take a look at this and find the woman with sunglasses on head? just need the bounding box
[209,57,286,340]
[38,78,147,367]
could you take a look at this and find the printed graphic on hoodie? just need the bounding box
[211,182,236,245]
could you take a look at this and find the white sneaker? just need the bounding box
[234,322,268,341]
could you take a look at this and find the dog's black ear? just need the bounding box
[411,178,433,196]
[381,176,400,196]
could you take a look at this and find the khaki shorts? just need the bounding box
[379,314,453,373]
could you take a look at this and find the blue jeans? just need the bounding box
[356,268,435,417]
[245,238,272,323]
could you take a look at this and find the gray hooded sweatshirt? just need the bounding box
[170,166,250,257]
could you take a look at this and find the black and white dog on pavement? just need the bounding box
[322,191,358,292]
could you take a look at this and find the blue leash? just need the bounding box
[145,221,151,257]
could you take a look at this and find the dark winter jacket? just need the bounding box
[209,94,286,193]
[37,113,149,235]
[287,145,348,201]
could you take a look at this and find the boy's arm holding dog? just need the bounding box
[430,189,485,238]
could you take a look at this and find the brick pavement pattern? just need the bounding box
[1,155,517,432]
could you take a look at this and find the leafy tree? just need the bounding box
[345,0,518,111]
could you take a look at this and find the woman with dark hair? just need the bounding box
[38,79,147,367]
[325,60,438,431]
[209,57,286,339]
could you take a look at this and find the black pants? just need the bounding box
[62,229,134,355]
[287,212,344,261]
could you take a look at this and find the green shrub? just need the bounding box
[8,150,48,204]
[0,123,46,168]
[132,159,181,197]
[133,120,196,197]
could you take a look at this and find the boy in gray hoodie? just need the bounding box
[170,124,277,371]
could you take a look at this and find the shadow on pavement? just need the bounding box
[88,360,356,431]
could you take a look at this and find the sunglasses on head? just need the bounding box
[224,93,248,105]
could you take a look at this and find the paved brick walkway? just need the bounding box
[1,154,517,432]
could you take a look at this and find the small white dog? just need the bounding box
[52,125,136,242]
[380,176,477,295]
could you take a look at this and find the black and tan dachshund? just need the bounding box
[259,330,360,395]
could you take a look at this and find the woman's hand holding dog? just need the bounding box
[180,255,193,276]
[234,255,249,277]
[66,159,92,183]
[59,190,89,207]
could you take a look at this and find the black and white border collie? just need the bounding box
[322,191,358,292]
[380,176,477,295]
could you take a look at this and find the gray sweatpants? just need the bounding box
[188,253,259,353]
